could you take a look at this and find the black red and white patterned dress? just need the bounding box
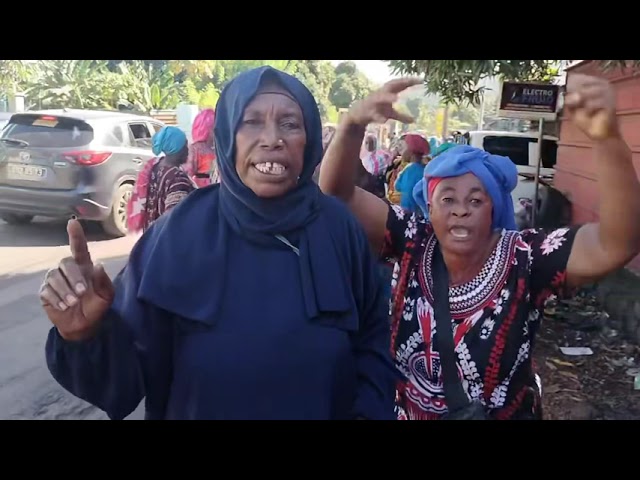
[381,204,578,420]
[143,164,195,232]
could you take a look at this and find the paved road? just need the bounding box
[0,218,144,420]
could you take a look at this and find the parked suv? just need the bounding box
[0,109,165,236]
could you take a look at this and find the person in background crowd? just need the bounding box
[362,134,393,178]
[428,136,439,155]
[312,125,336,183]
[186,108,219,187]
[357,134,387,199]
[322,125,336,151]
[126,126,195,233]
[384,139,407,204]
[40,66,396,421]
[431,142,457,158]
[394,133,430,213]
[319,75,640,420]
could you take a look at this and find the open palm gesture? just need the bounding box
[347,78,423,127]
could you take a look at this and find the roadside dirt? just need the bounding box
[535,290,640,420]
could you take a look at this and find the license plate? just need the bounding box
[6,163,47,180]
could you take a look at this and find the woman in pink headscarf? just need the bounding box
[186,108,219,188]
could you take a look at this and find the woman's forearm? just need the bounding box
[593,134,640,256]
[318,116,366,201]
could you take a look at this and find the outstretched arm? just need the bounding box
[563,75,640,287]
[319,78,421,254]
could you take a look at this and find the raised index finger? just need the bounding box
[67,219,92,267]
[382,77,423,94]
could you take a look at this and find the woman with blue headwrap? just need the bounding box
[39,67,397,420]
[126,126,195,233]
[320,75,640,420]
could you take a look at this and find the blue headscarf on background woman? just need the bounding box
[431,142,457,158]
[412,145,519,230]
[137,66,353,323]
[151,126,187,156]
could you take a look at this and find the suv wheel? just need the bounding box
[1,214,34,225]
[101,183,133,237]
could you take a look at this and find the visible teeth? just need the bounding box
[450,228,470,238]
[255,162,286,175]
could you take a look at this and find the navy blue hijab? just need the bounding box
[213,66,351,318]
[137,66,352,322]
[215,67,323,241]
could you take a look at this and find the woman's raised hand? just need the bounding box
[39,219,115,342]
[346,78,423,127]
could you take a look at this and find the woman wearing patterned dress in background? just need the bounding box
[126,126,195,233]
[186,108,219,187]
[319,75,640,419]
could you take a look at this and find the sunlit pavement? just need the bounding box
[0,218,143,420]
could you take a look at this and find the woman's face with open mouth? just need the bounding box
[235,82,306,198]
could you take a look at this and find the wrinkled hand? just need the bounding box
[565,74,620,141]
[346,78,423,127]
[39,219,114,342]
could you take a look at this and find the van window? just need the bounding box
[540,139,557,168]
[1,114,93,148]
[482,136,557,168]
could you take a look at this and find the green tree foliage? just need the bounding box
[290,60,337,121]
[25,60,114,109]
[5,59,376,124]
[386,60,640,106]
[0,61,33,95]
[329,61,373,109]
[386,60,560,105]
[25,60,183,111]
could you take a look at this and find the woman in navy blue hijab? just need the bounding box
[40,66,397,420]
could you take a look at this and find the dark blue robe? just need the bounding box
[45,187,398,420]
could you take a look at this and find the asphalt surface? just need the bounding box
[0,217,144,420]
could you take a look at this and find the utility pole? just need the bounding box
[442,104,450,141]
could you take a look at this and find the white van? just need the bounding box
[458,130,568,230]
[462,130,557,178]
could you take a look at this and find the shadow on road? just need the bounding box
[0,218,115,248]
